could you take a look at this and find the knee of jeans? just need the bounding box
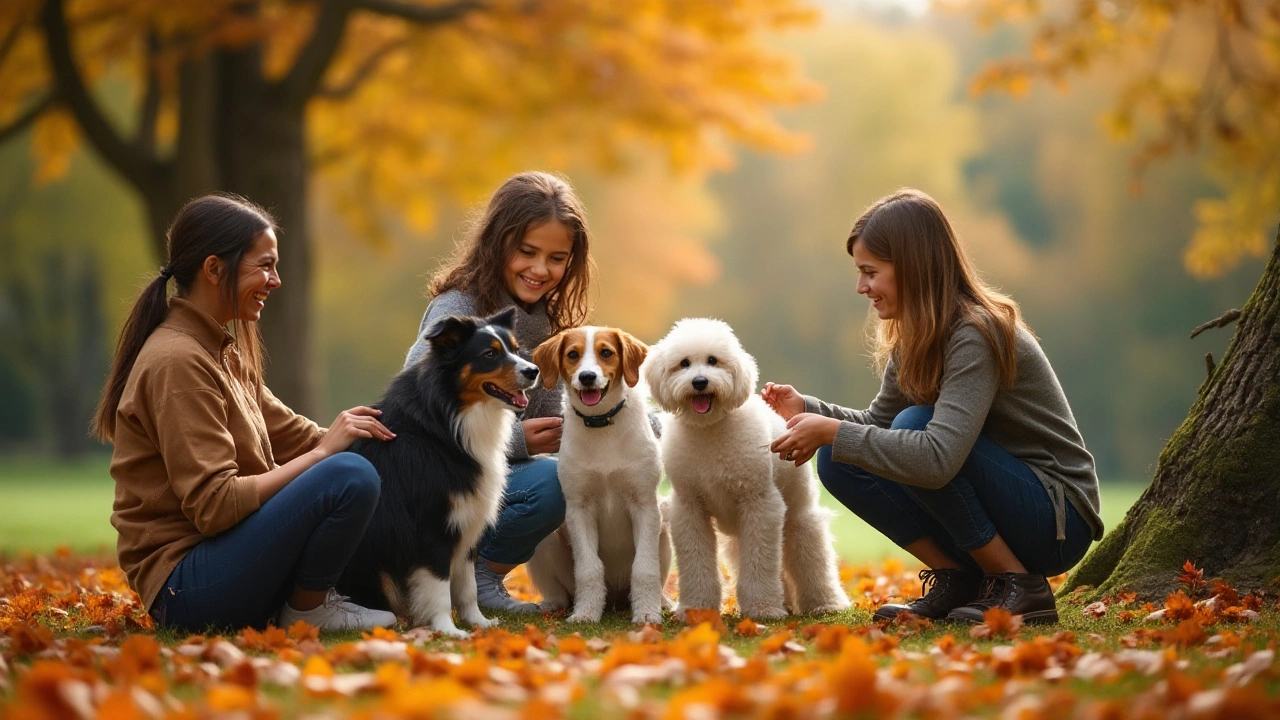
[890,405,934,431]
[329,452,381,504]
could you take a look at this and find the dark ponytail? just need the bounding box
[92,194,276,442]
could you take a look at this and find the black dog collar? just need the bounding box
[574,398,626,428]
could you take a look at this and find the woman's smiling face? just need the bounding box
[852,237,898,320]
[504,219,572,306]
[235,228,281,322]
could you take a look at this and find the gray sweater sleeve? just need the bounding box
[828,325,999,488]
[404,292,532,461]
[803,359,908,428]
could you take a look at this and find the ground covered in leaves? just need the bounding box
[2,552,1277,719]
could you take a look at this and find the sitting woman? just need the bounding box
[766,188,1101,624]
[95,194,397,633]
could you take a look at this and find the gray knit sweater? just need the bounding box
[804,322,1103,542]
[404,289,563,461]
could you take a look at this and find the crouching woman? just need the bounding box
[766,189,1102,624]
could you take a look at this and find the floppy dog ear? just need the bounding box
[485,307,518,331]
[641,338,673,411]
[531,331,568,390]
[616,330,649,388]
[424,315,476,358]
[725,344,760,410]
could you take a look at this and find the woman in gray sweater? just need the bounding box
[767,189,1101,624]
[406,171,593,612]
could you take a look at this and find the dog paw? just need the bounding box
[566,611,602,624]
[434,624,472,639]
[807,600,852,615]
[739,604,787,620]
[632,608,663,625]
[465,614,499,629]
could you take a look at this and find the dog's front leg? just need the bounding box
[734,495,788,620]
[628,501,665,625]
[452,549,498,629]
[564,501,607,623]
[669,493,722,617]
[407,567,469,639]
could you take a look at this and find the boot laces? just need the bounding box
[973,574,1010,610]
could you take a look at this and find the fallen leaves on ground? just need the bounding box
[2,552,1278,718]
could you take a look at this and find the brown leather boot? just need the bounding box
[873,568,983,621]
[945,572,1059,624]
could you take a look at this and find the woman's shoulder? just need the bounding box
[133,327,222,388]
[426,289,480,319]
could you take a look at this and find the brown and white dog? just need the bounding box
[526,326,672,624]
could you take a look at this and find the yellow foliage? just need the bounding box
[30,110,80,186]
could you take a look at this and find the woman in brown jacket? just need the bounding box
[94,194,398,632]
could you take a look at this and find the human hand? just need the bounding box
[769,413,839,466]
[318,406,395,456]
[761,382,805,420]
[523,416,563,455]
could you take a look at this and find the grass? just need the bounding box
[0,453,1148,562]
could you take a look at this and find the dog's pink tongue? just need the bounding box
[692,395,712,414]
[580,388,603,406]
[514,390,529,409]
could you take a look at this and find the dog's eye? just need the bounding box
[483,349,498,359]
[707,356,718,366]
[679,358,690,368]
[600,348,614,358]
[567,350,580,360]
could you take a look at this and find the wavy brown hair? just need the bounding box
[429,171,593,331]
[846,189,1026,405]
[92,194,276,442]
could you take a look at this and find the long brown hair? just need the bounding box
[430,171,593,331]
[846,188,1025,405]
[92,194,277,442]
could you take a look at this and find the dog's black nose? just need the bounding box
[692,376,708,392]
[521,366,539,381]
[578,370,597,387]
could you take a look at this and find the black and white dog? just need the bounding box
[339,309,538,637]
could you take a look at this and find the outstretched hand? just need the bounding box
[523,416,564,455]
[318,406,395,456]
[762,382,805,420]
[769,413,840,467]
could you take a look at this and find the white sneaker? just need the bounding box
[475,559,540,613]
[277,588,398,631]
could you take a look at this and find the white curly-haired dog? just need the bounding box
[643,318,849,619]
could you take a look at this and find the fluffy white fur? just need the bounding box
[526,327,673,624]
[644,318,850,619]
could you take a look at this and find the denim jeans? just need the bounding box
[477,456,566,566]
[149,452,381,632]
[817,406,1092,576]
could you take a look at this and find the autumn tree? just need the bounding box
[967,0,1280,597]
[0,0,819,416]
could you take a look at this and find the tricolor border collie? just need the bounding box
[525,326,672,624]
[339,309,538,637]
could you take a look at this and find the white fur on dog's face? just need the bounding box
[643,318,759,424]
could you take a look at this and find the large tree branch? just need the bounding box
[315,37,407,100]
[39,0,154,190]
[354,0,484,25]
[279,0,355,109]
[0,92,57,146]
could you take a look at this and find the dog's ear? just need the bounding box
[615,330,649,388]
[423,315,476,357]
[531,330,568,390]
[725,344,760,410]
[641,338,672,411]
[485,307,518,331]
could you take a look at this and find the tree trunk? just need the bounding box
[216,47,317,418]
[1062,225,1280,600]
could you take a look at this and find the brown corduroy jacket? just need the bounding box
[110,298,323,610]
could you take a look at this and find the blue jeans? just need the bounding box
[478,457,566,565]
[817,406,1091,576]
[149,452,381,632]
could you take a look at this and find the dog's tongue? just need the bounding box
[580,388,603,407]
[514,390,529,409]
[692,395,712,414]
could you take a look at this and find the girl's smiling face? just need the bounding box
[851,237,898,320]
[504,219,573,306]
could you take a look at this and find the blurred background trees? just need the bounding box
[0,0,1272,499]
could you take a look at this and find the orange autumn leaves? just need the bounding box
[2,554,1279,719]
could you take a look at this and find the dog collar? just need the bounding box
[574,398,626,428]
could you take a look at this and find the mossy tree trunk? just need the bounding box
[1062,226,1280,600]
